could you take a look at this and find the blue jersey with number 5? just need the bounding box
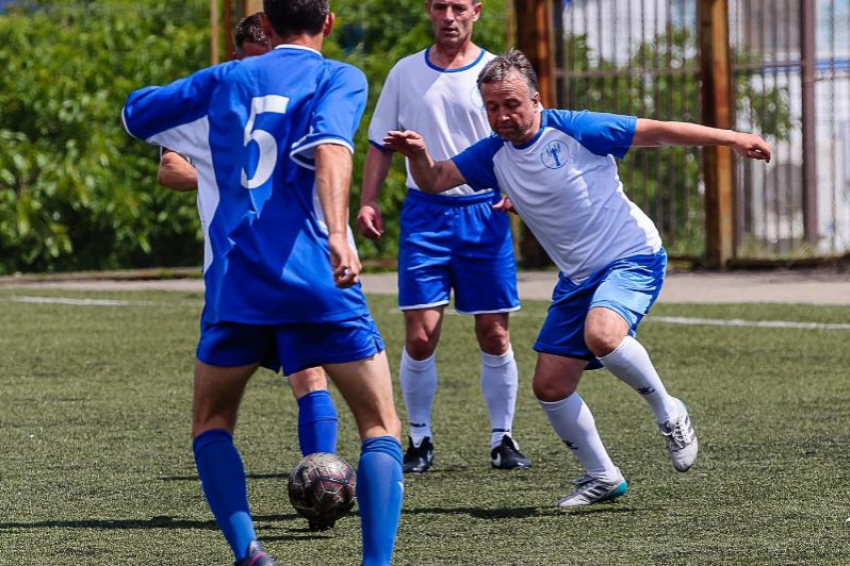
[122,46,369,324]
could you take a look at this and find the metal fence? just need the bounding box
[557,0,850,263]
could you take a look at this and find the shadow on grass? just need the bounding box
[159,472,288,482]
[0,513,297,532]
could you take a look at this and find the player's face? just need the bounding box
[427,0,481,48]
[481,75,541,145]
[234,40,270,60]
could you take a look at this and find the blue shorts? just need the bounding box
[398,189,520,314]
[533,249,667,370]
[196,311,386,376]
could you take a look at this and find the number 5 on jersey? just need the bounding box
[241,95,290,189]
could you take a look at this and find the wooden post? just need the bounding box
[210,0,220,65]
[800,0,819,246]
[698,0,734,269]
[514,0,555,268]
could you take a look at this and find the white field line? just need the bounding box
[5,296,850,331]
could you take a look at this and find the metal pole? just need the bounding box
[698,0,734,269]
[800,0,819,246]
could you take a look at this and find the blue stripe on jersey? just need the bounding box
[544,109,637,159]
[451,134,503,192]
[123,47,371,325]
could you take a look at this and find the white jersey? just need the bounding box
[452,109,662,282]
[368,48,495,197]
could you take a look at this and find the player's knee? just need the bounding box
[532,372,577,402]
[584,326,625,357]
[475,326,510,355]
[290,367,328,398]
[405,333,438,360]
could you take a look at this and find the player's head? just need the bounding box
[233,13,271,60]
[263,0,334,39]
[426,0,482,49]
[477,49,542,144]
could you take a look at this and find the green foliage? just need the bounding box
[0,0,508,273]
[0,0,211,273]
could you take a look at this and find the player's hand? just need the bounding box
[731,132,771,162]
[492,196,517,215]
[383,130,426,158]
[356,204,383,239]
[327,233,361,288]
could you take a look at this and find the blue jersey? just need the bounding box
[123,45,370,324]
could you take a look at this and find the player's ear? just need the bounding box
[472,0,482,21]
[323,12,335,37]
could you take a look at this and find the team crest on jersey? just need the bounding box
[469,84,485,109]
[540,140,567,169]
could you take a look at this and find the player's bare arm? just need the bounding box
[356,146,393,240]
[157,149,198,191]
[382,130,466,193]
[315,143,360,288]
[632,119,772,162]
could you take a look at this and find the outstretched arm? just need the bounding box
[315,143,361,289]
[382,130,466,193]
[632,119,771,162]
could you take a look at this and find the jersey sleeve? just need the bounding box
[366,64,401,152]
[289,63,368,169]
[547,109,637,159]
[122,63,236,161]
[450,135,502,192]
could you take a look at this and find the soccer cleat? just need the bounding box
[234,540,277,566]
[557,473,628,509]
[490,435,532,470]
[402,435,434,474]
[659,401,698,472]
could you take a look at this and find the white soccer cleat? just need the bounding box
[556,472,628,509]
[659,400,698,472]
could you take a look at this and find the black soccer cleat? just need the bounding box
[234,540,277,566]
[490,435,532,470]
[308,519,336,531]
[402,435,434,474]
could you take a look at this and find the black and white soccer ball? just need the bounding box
[287,452,356,530]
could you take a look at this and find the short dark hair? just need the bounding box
[477,49,539,95]
[263,0,329,37]
[234,13,269,50]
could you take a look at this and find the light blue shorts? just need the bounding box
[398,189,520,314]
[196,311,385,376]
[533,249,667,370]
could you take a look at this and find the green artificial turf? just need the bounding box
[1,288,849,565]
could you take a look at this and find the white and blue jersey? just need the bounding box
[123,45,370,325]
[452,109,662,284]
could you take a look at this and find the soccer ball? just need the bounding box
[287,452,357,530]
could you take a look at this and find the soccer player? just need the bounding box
[122,1,403,564]
[357,0,530,473]
[383,49,772,508]
[157,13,339,460]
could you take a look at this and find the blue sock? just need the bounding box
[192,429,256,561]
[297,390,338,456]
[358,436,403,566]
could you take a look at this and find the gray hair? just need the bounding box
[477,49,539,95]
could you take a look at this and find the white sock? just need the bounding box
[480,346,519,449]
[538,393,621,482]
[599,336,680,424]
[400,348,438,444]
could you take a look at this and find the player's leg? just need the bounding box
[453,192,526,468]
[473,313,530,469]
[532,352,627,508]
[397,190,454,473]
[289,367,338,456]
[324,351,402,566]
[192,360,269,564]
[586,250,697,471]
[400,307,443,472]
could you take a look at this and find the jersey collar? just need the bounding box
[274,44,322,57]
[424,47,485,73]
